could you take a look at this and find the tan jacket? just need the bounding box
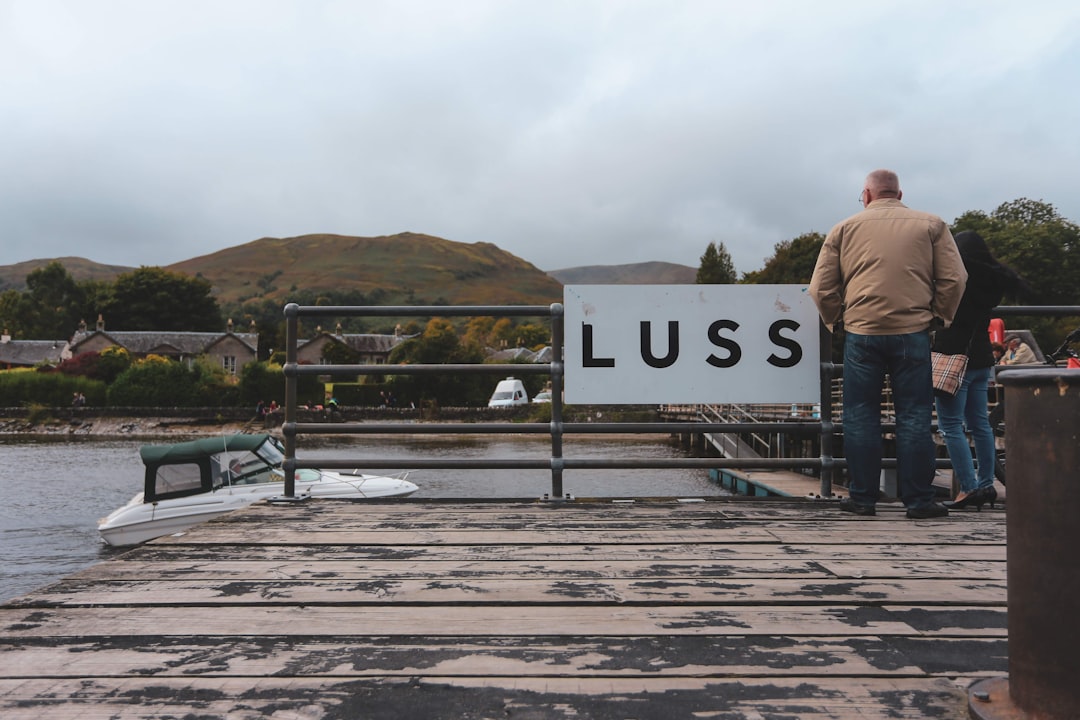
[999,341,1038,365]
[809,198,967,335]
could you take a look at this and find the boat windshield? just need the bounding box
[215,445,279,486]
[256,437,286,466]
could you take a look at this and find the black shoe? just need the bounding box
[839,498,876,516]
[906,503,950,519]
[944,485,998,511]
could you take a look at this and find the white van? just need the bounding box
[488,377,529,407]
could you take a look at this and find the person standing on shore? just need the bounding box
[809,169,967,519]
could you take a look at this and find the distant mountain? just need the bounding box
[1,239,696,308]
[547,261,696,285]
[0,257,134,292]
[161,232,566,307]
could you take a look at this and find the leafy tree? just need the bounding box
[322,341,362,366]
[696,241,737,284]
[514,322,552,350]
[0,289,22,337]
[489,318,516,347]
[741,232,825,284]
[460,317,550,351]
[953,199,1077,305]
[387,317,488,405]
[240,360,280,406]
[461,316,497,350]
[107,354,237,407]
[952,198,1079,346]
[108,356,201,407]
[55,347,132,383]
[75,278,114,330]
[100,267,222,331]
[3,262,86,339]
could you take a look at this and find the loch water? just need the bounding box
[0,434,720,603]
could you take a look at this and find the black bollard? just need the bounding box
[970,369,1080,719]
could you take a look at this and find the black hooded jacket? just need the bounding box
[931,231,1023,370]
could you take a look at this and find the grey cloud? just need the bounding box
[3,1,1080,277]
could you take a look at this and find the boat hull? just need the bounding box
[99,471,418,546]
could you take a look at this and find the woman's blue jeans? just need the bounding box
[934,365,996,494]
[843,331,936,509]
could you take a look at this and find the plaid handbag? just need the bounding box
[930,351,968,395]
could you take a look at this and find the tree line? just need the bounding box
[3,195,1076,369]
[695,198,1079,346]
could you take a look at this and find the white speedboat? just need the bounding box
[98,433,418,546]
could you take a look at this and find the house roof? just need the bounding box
[0,339,68,366]
[486,346,551,363]
[299,332,405,354]
[69,330,258,355]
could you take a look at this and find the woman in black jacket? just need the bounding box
[932,230,1024,509]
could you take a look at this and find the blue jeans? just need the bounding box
[843,331,936,509]
[934,365,996,494]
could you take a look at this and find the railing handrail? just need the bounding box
[280,301,1080,501]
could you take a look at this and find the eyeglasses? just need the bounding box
[857,189,866,204]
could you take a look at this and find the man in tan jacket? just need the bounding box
[810,169,967,519]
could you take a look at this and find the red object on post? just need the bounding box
[988,318,1005,345]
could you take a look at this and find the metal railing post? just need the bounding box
[282,303,299,499]
[818,321,837,497]
[549,303,564,498]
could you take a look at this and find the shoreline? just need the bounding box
[0,416,674,443]
[0,404,661,440]
[0,416,257,438]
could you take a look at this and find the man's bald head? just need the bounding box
[863,169,902,204]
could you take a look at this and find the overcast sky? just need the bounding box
[3,1,1079,276]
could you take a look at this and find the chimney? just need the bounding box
[1,329,9,344]
[78,319,87,333]
[227,318,234,333]
[96,314,104,331]
[336,322,343,335]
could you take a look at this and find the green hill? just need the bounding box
[164,232,563,306]
[548,261,695,285]
[2,234,695,309]
[0,257,134,292]
[2,234,565,307]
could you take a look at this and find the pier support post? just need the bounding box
[970,369,1080,720]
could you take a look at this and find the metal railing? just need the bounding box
[280,302,1080,501]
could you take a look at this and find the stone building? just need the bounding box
[295,323,407,366]
[67,316,259,376]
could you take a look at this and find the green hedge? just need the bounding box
[0,370,107,407]
[238,362,323,407]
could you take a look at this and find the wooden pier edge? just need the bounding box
[0,497,1006,719]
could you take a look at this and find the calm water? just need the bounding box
[0,434,719,603]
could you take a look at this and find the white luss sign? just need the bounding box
[563,285,820,404]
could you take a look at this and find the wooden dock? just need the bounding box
[0,497,1006,719]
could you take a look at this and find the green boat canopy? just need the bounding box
[140,434,274,467]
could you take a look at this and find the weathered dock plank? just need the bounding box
[4,603,1001,637]
[0,676,972,720]
[13,577,1006,607]
[0,498,1006,719]
[0,635,1007,678]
